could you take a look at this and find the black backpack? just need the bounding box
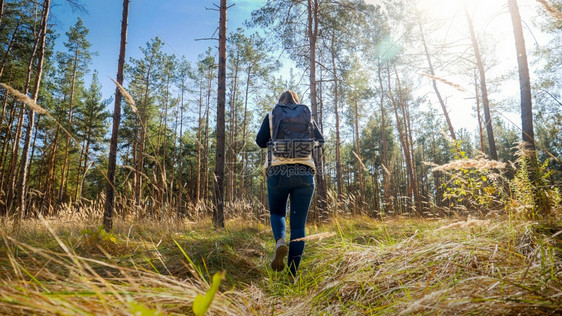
[268,103,316,162]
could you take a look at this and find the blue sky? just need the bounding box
[51,0,265,99]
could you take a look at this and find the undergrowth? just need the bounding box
[0,214,561,315]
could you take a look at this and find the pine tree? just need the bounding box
[57,18,92,204]
[17,0,51,218]
[74,71,109,201]
[124,37,164,207]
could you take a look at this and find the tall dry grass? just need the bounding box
[1,211,560,315]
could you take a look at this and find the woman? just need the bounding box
[255,90,324,279]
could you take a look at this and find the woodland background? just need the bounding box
[0,0,560,224]
[0,0,561,314]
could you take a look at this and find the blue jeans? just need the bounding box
[267,165,315,275]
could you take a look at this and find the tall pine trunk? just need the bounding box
[330,33,343,201]
[388,65,416,213]
[307,0,327,220]
[0,20,22,79]
[377,63,392,213]
[58,46,80,204]
[104,0,130,230]
[474,71,486,153]
[465,5,497,160]
[203,74,211,201]
[508,0,550,216]
[213,0,227,228]
[352,99,365,212]
[6,12,41,214]
[177,78,186,215]
[417,13,456,141]
[227,56,239,204]
[0,0,5,27]
[196,84,203,202]
[239,64,252,200]
[135,46,156,206]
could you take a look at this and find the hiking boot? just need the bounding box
[271,238,288,272]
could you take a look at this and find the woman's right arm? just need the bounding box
[255,115,270,148]
[312,120,324,145]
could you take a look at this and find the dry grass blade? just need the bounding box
[0,83,47,114]
[431,158,506,172]
[291,232,336,242]
[110,77,137,113]
[121,165,150,180]
[0,222,247,315]
[418,73,466,92]
[381,163,391,176]
[352,151,369,172]
[435,218,490,231]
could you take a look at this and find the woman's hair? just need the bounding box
[278,90,300,104]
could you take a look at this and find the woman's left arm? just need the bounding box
[255,115,270,148]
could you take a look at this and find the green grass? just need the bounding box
[0,214,561,315]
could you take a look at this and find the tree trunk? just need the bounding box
[465,5,498,160]
[104,0,129,231]
[225,53,240,202]
[330,33,343,201]
[239,64,252,200]
[74,138,85,201]
[213,0,227,228]
[177,78,185,216]
[388,65,415,213]
[0,20,22,79]
[508,0,550,215]
[158,71,172,209]
[474,71,486,153]
[1,100,18,197]
[307,0,327,220]
[42,122,61,215]
[377,63,391,213]
[203,73,211,201]
[6,16,41,214]
[58,44,80,204]
[227,55,239,204]
[78,136,91,202]
[135,43,156,207]
[0,0,5,28]
[352,99,365,212]
[399,81,421,213]
[508,0,534,150]
[417,14,456,141]
[0,96,11,194]
[76,120,93,203]
[28,115,42,211]
[196,84,202,202]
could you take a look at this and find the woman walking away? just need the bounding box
[255,90,324,280]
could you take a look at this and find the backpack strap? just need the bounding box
[268,110,274,139]
[267,109,274,168]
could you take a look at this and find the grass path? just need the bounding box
[0,215,560,315]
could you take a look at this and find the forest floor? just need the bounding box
[0,213,561,315]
